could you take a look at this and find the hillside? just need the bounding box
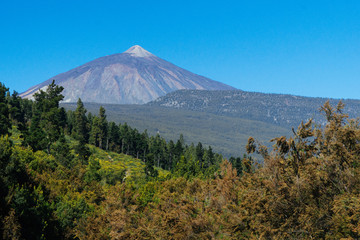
[148,90,360,128]
[20,45,235,104]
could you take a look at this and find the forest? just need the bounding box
[1,81,360,239]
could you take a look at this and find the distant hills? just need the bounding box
[20,45,235,104]
[148,90,360,128]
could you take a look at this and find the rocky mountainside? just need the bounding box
[148,90,360,128]
[20,45,235,104]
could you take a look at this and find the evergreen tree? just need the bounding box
[66,110,75,135]
[149,134,165,168]
[0,83,10,136]
[98,106,107,149]
[20,98,33,124]
[29,80,64,153]
[89,116,101,147]
[195,142,204,163]
[229,156,243,175]
[0,135,12,234]
[73,98,88,143]
[203,146,213,168]
[140,130,149,159]
[120,123,130,154]
[179,134,185,146]
[108,121,120,152]
[84,158,101,182]
[87,112,93,125]
[144,153,158,178]
[167,140,175,170]
[24,111,47,151]
[8,91,25,131]
[174,138,184,159]
[58,107,67,130]
[89,107,108,149]
[51,134,73,168]
[69,99,90,164]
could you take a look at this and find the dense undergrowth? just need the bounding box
[1,81,360,239]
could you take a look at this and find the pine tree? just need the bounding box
[140,130,149,159]
[229,156,243,175]
[0,135,12,230]
[149,134,165,168]
[51,134,73,168]
[89,106,108,149]
[120,123,130,154]
[195,142,204,163]
[89,116,101,147]
[167,140,175,170]
[144,153,158,178]
[29,80,64,153]
[20,98,33,124]
[84,158,101,182]
[73,98,88,143]
[174,137,184,158]
[108,121,120,151]
[8,91,25,131]
[0,83,10,136]
[24,111,47,151]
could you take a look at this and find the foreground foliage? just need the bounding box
[1,81,360,239]
[244,101,360,239]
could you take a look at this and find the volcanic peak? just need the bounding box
[124,45,154,58]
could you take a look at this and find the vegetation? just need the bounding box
[1,81,360,239]
[62,89,360,158]
[0,81,229,239]
[62,102,289,158]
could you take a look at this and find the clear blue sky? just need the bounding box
[1,0,359,99]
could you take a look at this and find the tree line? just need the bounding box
[2,81,242,177]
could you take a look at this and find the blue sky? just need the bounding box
[1,0,359,99]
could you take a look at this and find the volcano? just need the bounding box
[20,45,235,104]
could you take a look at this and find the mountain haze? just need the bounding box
[20,45,235,104]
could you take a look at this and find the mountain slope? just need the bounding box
[20,45,235,104]
[148,90,360,128]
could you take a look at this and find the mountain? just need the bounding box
[148,90,360,128]
[20,45,235,104]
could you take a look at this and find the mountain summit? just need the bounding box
[124,45,154,57]
[20,45,235,104]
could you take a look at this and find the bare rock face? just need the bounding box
[20,45,235,104]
